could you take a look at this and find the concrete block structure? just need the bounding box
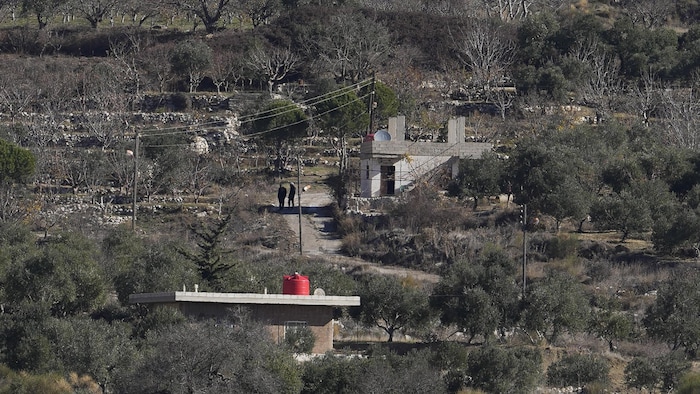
[360,116,492,197]
[129,291,361,354]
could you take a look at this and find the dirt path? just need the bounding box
[277,189,440,284]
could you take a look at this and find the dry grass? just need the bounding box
[574,231,653,252]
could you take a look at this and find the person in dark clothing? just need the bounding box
[277,183,287,210]
[288,182,296,207]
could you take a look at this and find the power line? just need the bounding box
[132,79,374,140]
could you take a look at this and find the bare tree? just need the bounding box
[170,0,234,33]
[478,0,533,21]
[574,41,621,123]
[80,112,130,151]
[109,29,151,100]
[423,0,481,17]
[380,44,427,123]
[486,87,516,120]
[237,0,280,27]
[625,70,663,127]
[355,0,425,12]
[620,0,674,29]
[452,18,515,88]
[312,13,392,84]
[118,0,163,26]
[0,0,20,22]
[209,50,244,93]
[0,183,25,223]
[660,86,700,151]
[69,0,118,28]
[246,44,299,94]
[141,43,175,93]
[0,69,37,123]
[181,151,212,204]
[21,0,70,29]
[106,148,135,196]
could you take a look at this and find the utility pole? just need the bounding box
[521,204,527,298]
[132,132,139,231]
[297,156,302,255]
[368,73,376,135]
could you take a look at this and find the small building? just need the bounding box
[360,116,492,197]
[129,290,361,354]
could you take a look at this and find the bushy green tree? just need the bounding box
[366,81,399,124]
[313,79,369,208]
[448,151,506,210]
[547,354,609,388]
[523,272,588,344]
[606,18,679,79]
[643,272,700,357]
[431,245,520,343]
[301,354,363,394]
[49,316,136,393]
[590,188,653,242]
[588,296,635,352]
[507,135,588,224]
[117,315,301,394]
[0,139,35,184]
[0,301,55,372]
[358,274,432,342]
[466,345,542,394]
[250,99,309,176]
[3,232,106,316]
[625,353,691,392]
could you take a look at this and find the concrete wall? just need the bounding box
[359,116,492,197]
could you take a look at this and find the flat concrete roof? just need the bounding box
[129,291,361,307]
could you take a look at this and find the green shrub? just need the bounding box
[284,325,315,354]
[678,372,700,394]
[546,235,579,259]
[547,354,609,387]
[171,93,192,111]
[466,345,542,393]
[624,357,660,391]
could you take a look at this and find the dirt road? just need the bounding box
[277,189,440,283]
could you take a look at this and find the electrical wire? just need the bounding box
[133,78,374,139]
[134,90,373,145]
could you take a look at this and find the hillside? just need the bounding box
[1,0,700,393]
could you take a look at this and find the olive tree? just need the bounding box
[523,272,589,344]
[116,315,302,393]
[248,99,309,176]
[431,245,520,343]
[357,274,432,342]
[643,272,700,358]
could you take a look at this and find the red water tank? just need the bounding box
[283,273,310,295]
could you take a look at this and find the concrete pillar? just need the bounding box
[388,116,405,141]
[447,117,465,144]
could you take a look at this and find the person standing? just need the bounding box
[277,183,287,210]
[288,182,296,207]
